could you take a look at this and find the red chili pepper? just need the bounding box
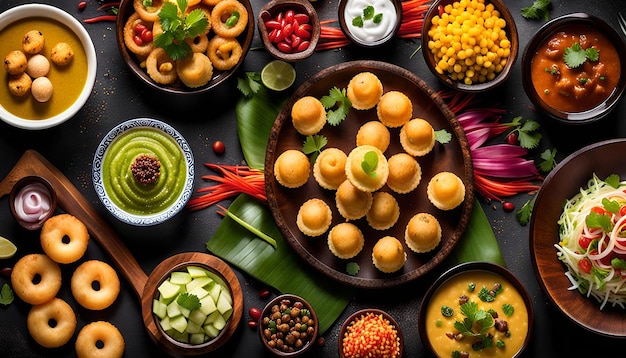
[264,20,282,30]
[97,1,121,11]
[83,15,117,23]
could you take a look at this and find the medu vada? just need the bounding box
[75,321,125,358]
[207,35,242,70]
[11,253,62,305]
[210,0,248,38]
[71,260,120,310]
[27,297,77,348]
[40,213,89,264]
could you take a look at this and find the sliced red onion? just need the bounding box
[13,182,52,223]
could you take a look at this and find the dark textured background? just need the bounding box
[1,0,625,357]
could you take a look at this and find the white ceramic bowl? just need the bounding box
[92,118,194,226]
[0,4,97,130]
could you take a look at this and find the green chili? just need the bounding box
[225,11,240,27]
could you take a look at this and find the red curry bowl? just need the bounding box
[521,13,626,125]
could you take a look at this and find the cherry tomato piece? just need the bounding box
[578,257,592,274]
[578,236,592,250]
[506,132,518,145]
[141,29,153,43]
[502,202,515,212]
[297,40,310,52]
[212,140,225,154]
[591,206,610,216]
[134,23,148,35]
[619,205,626,217]
[133,35,144,47]
[277,41,292,53]
[293,13,309,24]
[264,20,282,30]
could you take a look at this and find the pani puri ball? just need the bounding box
[274,149,310,188]
[346,71,383,110]
[296,198,332,237]
[291,96,326,135]
[335,179,373,220]
[400,118,436,157]
[313,148,347,190]
[345,145,389,192]
[4,50,27,75]
[405,212,442,253]
[26,54,50,78]
[327,222,364,259]
[427,171,465,210]
[377,90,412,128]
[366,192,400,230]
[31,77,53,102]
[372,236,406,273]
[387,153,421,194]
[356,121,390,152]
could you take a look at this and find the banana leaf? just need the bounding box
[446,198,507,267]
[236,88,286,170]
[206,194,353,334]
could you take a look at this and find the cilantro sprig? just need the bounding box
[564,43,600,69]
[521,0,551,21]
[504,116,542,149]
[302,134,328,163]
[320,87,351,126]
[454,301,495,338]
[352,5,383,28]
[155,0,209,60]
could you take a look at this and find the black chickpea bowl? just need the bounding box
[115,0,254,95]
[421,0,518,92]
[521,13,626,125]
[418,262,534,358]
[258,293,319,356]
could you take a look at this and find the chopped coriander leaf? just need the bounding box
[434,129,452,144]
[320,87,351,126]
[605,174,621,189]
[516,194,536,225]
[361,151,379,177]
[352,16,364,28]
[176,292,201,311]
[441,305,454,317]
[302,135,328,163]
[564,43,599,68]
[502,303,514,316]
[155,0,209,60]
[0,283,14,306]
[363,5,375,20]
[346,262,360,275]
[521,0,551,21]
[373,13,383,24]
[538,148,557,173]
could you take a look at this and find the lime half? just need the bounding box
[0,236,17,259]
[261,60,296,91]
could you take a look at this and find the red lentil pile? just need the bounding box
[341,312,401,357]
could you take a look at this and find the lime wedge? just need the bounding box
[0,236,17,259]
[261,60,296,91]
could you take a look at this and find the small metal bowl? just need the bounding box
[421,0,518,92]
[338,308,403,358]
[521,13,626,125]
[258,0,320,62]
[258,294,319,356]
[9,176,57,230]
[338,0,402,48]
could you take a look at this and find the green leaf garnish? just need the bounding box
[237,72,263,97]
[143,0,153,7]
[611,257,626,270]
[361,151,378,177]
[155,0,209,60]
[434,129,452,144]
[352,16,364,28]
[454,301,495,338]
[373,13,383,24]
[586,211,613,231]
[0,284,14,306]
[602,197,620,214]
[363,5,375,20]
[302,135,328,163]
[320,87,351,126]
[605,174,621,189]
[346,262,360,275]
[564,43,600,69]
[505,116,542,149]
[516,194,536,225]
[177,292,201,311]
[538,148,557,173]
[502,303,514,316]
[521,0,551,21]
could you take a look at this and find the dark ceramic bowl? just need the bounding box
[530,139,626,337]
[418,262,533,357]
[115,0,254,94]
[422,0,518,92]
[258,0,320,62]
[338,0,402,48]
[338,309,403,358]
[9,176,57,230]
[521,13,626,125]
[258,294,319,356]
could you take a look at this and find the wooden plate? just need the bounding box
[264,61,474,289]
[530,138,626,337]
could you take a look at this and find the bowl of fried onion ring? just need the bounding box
[115,0,254,95]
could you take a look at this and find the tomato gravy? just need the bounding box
[530,24,620,113]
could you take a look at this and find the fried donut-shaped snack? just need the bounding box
[27,297,77,348]
[207,35,242,70]
[124,13,154,57]
[11,253,61,305]
[211,0,248,38]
